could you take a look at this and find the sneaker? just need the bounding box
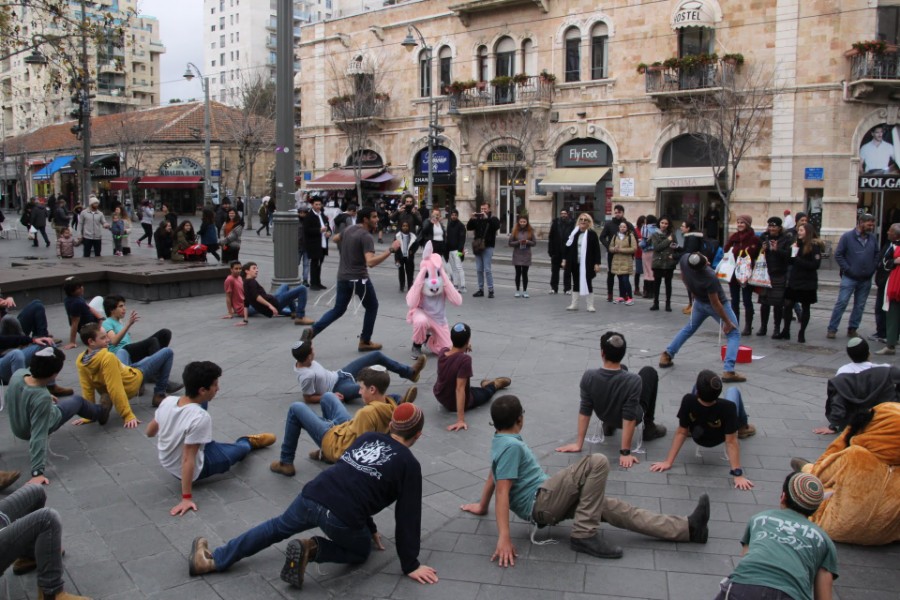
[875,346,896,355]
[358,340,383,352]
[847,328,858,338]
[514,291,521,297]
[642,423,667,441]
[868,333,887,343]
[459,286,467,293]
[281,538,317,588]
[659,351,674,369]
[826,330,836,339]
[737,424,757,439]
[410,343,422,360]
[624,297,634,306]
[401,385,418,404]
[548,289,558,294]
[302,280,310,287]
[613,297,624,304]
[300,327,316,344]
[607,294,614,303]
[570,534,623,559]
[47,384,74,397]
[523,291,529,298]
[270,460,296,477]
[721,371,747,383]
[245,433,276,449]
[564,290,572,295]
[488,290,495,299]
[409,355,427,382]
[188,537,216,576]
[0,470,20,492]
[293,316,314,326]
[687,494,711,543]
[790,457,810,473]
[473,289,484,297]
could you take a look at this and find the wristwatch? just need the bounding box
[730,468,744,477]
[619,449,631,456]
[31,469,43,478]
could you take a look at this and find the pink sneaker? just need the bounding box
[625,297,634,306]
[613,297,625,304]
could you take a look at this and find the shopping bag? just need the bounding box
[28,225,36,240]
[748,249,772,288]
[715,249,736,281]
[734,250,752,284]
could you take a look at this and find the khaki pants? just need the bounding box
[532,454,689,541]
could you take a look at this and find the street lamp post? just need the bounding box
[183,63,213,206]
[401,25,441,211]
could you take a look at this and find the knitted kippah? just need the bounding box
[696,369,723,402]
[391,403,423,433]
[788,473,825,512]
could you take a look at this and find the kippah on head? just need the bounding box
[688,253,706,268]
[608,335,624,348]
[696,369,723,402]
[35,347,56,358]
[787,473,825,512]
[846,336,869,363]
[391,403,424,433]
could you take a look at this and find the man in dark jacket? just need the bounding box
[598,205,634,302]
[548,209,575,294]
[391,196,422,236]
[827,213,880,338]
[466,202,501,298]
[304,199,330,290]
[30,198,50,248]
[52,199,70,239]
[215,198,232,234]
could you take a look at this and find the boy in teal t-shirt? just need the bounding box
[101,295,172,366]
[461,395,712,565]
[717,472,838,600]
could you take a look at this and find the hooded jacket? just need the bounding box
[825,365,900,429]
[77,348,143,423]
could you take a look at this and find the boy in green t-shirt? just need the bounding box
[717,472,838,600]
[461,395,711,564]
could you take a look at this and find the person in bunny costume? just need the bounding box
[406,241,463,359]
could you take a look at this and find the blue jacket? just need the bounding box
[834,228,879,280]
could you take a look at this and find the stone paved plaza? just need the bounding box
[1,231,898,599]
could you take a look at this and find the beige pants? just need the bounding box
[532,454,689,541]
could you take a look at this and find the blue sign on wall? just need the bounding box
[419,149,451,174]
[804,167,824,181]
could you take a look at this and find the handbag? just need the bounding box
[715,249,737,281]
[748,249,772,288]
[734,250,752,285]
[472,238,486,255]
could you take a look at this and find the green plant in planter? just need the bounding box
[491,75,513,87]
[636,63,649,74]
[512,73,529,85]
[663,57,680,70]
[539,69,557,83]
[852,40,888,55]
[722,53,745,65]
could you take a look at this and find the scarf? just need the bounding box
[566,228,590,296]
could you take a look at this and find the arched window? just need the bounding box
[522,38,536,75]
[418,49,431,98]
[496,36,515,77]
[591,22,608,80]
[660,134,724,168]
[679,27,715,57]
[477,45,488,82]
[564,27,580,82]
[438,46,452,93]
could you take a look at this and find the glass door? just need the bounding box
[496,169,526,234]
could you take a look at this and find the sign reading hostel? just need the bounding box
[670,1,716,29]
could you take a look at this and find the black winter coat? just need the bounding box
[787,243,823,291]
[549,216,575,257]
[565,229,602,280]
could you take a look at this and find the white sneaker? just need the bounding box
[564,291,572,295]
[514,291,521,297]
[548,289,557,294]
[459,287,467,293]
[523,292,529,298]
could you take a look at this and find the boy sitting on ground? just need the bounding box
[146,361,276,516]
[7,347,111,485]
[102,295,172,366]
[76,323,183,428]
[433,322,511,432]
[461,395,711,563]
[61,279,104,350]
[271,365,417,476]
[649,370,755,490]
[292,339,425,404]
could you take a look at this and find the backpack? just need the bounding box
[700,237,719,263]
[258,203,267,219]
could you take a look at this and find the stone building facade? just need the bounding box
[295,0,899,241]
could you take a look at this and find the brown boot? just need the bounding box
[281,538,318,588]
[400,386,418,404]
[722,371,747,383]
[270,460,297,476]
[188,537,216,576]
[409,355,426,382]
[481,377,511,390]
[244,433,276,449]
[294,316,314,325]
[0,470,20,492]
[357,340,383,352]
[659,351,673,368]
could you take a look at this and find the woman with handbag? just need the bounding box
[756,217,792,337]
[779,222,823,343]
[649,217,678,311]
[724,215,761,335]
[640,215,659,299]
[876,223,900,355]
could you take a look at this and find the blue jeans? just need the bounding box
[332,351,413,401]
[52,395,102,429]
[0,343,44,383]
[197,438,252,480]
[211,494,371,571]
[828,275,872,333]
[280,393,350,463]
[312,279,379,343]
[273,283,308,317]
[16,300,50,337]
[475,246,495,291]
[299,250,310,282]
[132,347,173,395]
[666,299,741,372]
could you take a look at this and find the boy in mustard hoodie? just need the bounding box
[269,364,416,476]
[76,322,183,429]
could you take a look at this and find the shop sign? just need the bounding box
[413,173,454,186]
[418,149,451,174]
[671,1,715,29]
[93,164,119,178]
[159,157,204,176]
[557,142,608,167]
[490,149,524,162]
[859,175,900,189]
[347,150,383,168]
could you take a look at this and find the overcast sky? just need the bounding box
[138,0,203,103]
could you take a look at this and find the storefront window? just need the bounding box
[660,134,724,168]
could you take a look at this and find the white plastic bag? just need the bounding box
[715,249,736,281]
[734,250,752,284]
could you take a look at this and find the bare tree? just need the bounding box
[672,64,778,237]
[327,52,390,202]
[227,75,276,203]
[109,114,156,207]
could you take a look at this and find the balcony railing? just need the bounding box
[330,97,388,122]
[448,75,553,111]
[645,61,735,94]
[849,50,900,81]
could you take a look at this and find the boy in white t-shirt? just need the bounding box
[146,361,276,516]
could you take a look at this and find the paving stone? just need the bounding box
[392,578,480,600]
[666,571,726,600]
[498,557,586,592]
[583,565,668,599]
[123,550,194,594]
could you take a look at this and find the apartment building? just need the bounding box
[0,0,165,137]
[294,0,899,242]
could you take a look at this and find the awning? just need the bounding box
[671,0,721,29]
[109,178,135,191]
[137,176,203,189]
[651,167,720,188]
[539,167,610,193]
[305,168,382,190]
[33,155,76,180]
[365,171,394,184]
